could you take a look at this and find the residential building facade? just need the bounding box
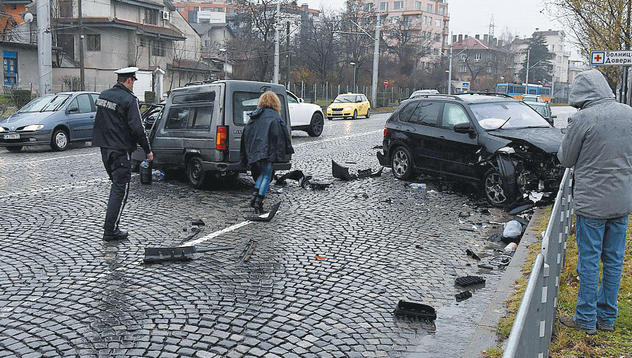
[450,34,513,92]
[360,0,450,65]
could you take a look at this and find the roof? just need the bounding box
[190,22,235,37]
[452,37,493,50]
[533,30,564,37]
[56,17,185,40]
[168,59,219,73]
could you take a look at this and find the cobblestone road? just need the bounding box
[0,114,512,357]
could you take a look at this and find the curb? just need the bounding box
[463,207,546,357]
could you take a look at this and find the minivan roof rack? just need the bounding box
[409,94,464,101]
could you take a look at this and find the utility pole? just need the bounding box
[448,43,453,95]
[286,20,290,87]
[371,9,381,107]
[78,0,85,91]
[273,1,280,84]
[350,62,356,92]
[525,48,530,85]
[37,0,52,95]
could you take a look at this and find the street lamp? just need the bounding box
[350,61,357,93]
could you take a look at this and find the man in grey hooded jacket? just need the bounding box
[557,69,632,335]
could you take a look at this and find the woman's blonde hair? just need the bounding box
[258,91,281,113]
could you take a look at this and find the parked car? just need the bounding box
[525,101,556,126]
[522,94,542,103]
[410,89,440,98]
[131,80,292,188]
[0,91,99,152]
[286,91,324,137]
[377,94,564,207]
[326,93,371,120]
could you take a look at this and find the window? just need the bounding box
[433,48,439,55]
[474,52,481,61]
[86,34,100,51]
[57,34,75,60]
[438,6,445,15]
[415,1,421,10]
[427,4,433,12]
[410,101,441,126]
[69,94,94,113]
[390,16,399,24]
[435,19,441,27]
[434,33,440,42]
[58,0,73,17]
[152,40,166,57]
[145,9,158,25]
[458,65,467,73]
[3,51,18,86]
[165,106,214,130]
[380,2,388,11]
[232,91,288,126]
[441,103,470,129]
[397,102,419,122]
[189,106,213,129]
[394,1,403,10]
[287,93,298,103]
[364,3,374,11]
[165,107,190,129]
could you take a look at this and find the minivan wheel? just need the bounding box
[51,129,69,151]
[391,146,413,180]
[483,168,515,207]
[186,156,207,189]
[352,110,358,120]
[307,112,324,137]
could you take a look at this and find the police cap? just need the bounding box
[114,67,138,80]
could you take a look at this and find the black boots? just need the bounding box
[253,195,265,214]
[103,229,129,241]
[249,192,258,209]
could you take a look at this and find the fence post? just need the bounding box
[314,83,317,103]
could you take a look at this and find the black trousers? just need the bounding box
[100,148,131,232]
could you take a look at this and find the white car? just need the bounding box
[287,91,324,137]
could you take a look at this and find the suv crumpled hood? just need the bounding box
[488,127,563,153]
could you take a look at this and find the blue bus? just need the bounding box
[496,83,552,102]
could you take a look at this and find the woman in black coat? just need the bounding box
[241,91,294,213]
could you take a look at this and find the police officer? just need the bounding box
[93,67,153,241]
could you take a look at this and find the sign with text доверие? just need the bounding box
[591,51,632,66]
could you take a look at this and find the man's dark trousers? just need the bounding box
[101,148,131,232]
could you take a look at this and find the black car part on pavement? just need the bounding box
[455,276,486,287]
[245,201,281,222]
[455,291,473,302]
[393,300,437,321]
[143,245,235,264]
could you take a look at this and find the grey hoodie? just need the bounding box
[558,69,632,219]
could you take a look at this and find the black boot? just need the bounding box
[254,195,265,214]
[249,191,258,210]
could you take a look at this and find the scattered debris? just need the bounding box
[143,245,235,264]
[490,255,512,267]
[372,145,383,149]
[239,239,256,263]
[415,244,423,250]
[455,291,472,302]
[477,264,494,270]
[332,160,382,181]
[487,233,503,242]
[504,242,518,255]
[406,183,427,191]
[314,255,326,260]
[458,211,471,218]
[307,179,332,190]
[508,203,534,216]
[245,201,281,222]
[480,208,491,215]
[370,167,384,177]
[466,249,481,261]
[275,170,305,185]
[502,220,523,243]
[191,219,205,226]
[393,300,437,321]
[381,198,393,204]
[455,276,486,287]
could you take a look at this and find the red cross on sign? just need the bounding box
[594,54,602,62]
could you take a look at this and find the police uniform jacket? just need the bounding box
[93,83,151,154]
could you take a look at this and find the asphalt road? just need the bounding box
[0,113,514,357]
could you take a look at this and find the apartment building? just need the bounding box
[360,0,450,63]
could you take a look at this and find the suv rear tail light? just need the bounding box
[216,126,227,150]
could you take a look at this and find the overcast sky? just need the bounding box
[302,0,565,40]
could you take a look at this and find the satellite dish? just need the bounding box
[23,12,34,23]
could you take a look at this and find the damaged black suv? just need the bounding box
[377,94,564,207]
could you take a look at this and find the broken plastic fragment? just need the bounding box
[332,160,357,181]
[455,276,486,287]
[466,249,481,261]
[478,264,494,270]
[191,219,205,226]
[393,300,437,321]
[455,291,472,302]
[314,255,326,260]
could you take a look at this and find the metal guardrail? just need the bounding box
[503,168,574,358]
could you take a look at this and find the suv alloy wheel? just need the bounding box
[391,146,413,180]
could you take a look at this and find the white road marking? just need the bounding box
[182,220,253,247]
[293,129,381,148]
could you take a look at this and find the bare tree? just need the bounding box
[298,11,341,81]
[381,18,432,76]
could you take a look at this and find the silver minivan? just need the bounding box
[132,80,292,188]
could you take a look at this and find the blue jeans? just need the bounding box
[573,215,628,329]
[254,161,273,196]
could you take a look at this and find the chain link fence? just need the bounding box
[503,168,574,358]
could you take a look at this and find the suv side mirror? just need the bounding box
[551,115,558,119]
[454,122,475,134]
[298,98,304,103]
[67,104,79,113]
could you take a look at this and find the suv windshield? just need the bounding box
[334,95,356,103]
[470,101,551,130]
[19,94,72,113]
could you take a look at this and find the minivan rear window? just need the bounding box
[233,92,287,126]
[165,106,213,130]
[172,91,215,104]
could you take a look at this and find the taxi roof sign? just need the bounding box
[591,51,632,66]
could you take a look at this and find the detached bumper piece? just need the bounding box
[394,300,437,321]
[376,151,389,166]
[143,245,235,264]
[455,276,486,287]
[455,291,473,302]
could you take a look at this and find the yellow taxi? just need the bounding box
[326,93,371,120]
